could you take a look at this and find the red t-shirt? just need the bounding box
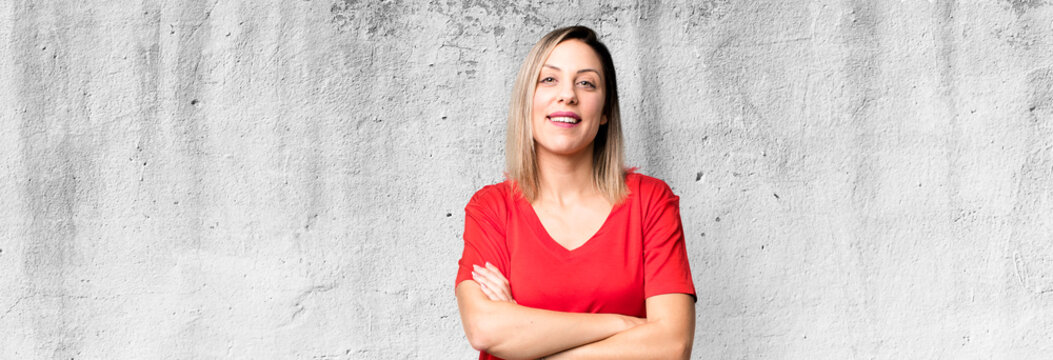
[455,172,696,360]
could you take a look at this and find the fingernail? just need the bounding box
[485,262,492,267]
[473,264,480,270]
[472,271,477,278]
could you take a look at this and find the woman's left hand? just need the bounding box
[472,262,515,303]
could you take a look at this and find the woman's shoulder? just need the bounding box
[466,179,517,214]
[626,170,676,200]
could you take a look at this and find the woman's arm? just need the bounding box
[543,293,695,360]
[456,279,645,360]
[470,265,695,359]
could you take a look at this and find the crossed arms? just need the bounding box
[455,262,695,360]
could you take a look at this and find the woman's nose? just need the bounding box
[557,84,577,105]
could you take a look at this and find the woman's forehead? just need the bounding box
[542,39,603,72]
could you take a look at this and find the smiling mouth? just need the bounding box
[547,116,580,124]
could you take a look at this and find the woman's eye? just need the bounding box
[540,77,555,84]
[578,80,596,88]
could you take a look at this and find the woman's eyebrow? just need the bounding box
[543,64,601,76]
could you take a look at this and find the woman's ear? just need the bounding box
[601,114,608,125]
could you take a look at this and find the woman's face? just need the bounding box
[531,39,606,158]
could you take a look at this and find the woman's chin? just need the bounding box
[537,144,591,158]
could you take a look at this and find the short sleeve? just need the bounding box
[642,180,697,302]
[455,186,511,292]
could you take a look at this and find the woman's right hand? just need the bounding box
[472,262,516,303]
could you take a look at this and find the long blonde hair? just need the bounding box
[505,26,627,204]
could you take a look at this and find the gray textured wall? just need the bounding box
[1,0,1051,359]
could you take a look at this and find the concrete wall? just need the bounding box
[1,0,1051,358]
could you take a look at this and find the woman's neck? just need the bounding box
[534,145,598,206]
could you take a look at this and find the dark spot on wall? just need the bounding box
[700,233,705,237]
[190,99,199,105]
[331,0,405,35]
[773,193,780,199]
[446,213,452,217]
[1027,67,1052,116]
[1005,0,1045,15]
[715,216,721,222]
[695,171,703,181]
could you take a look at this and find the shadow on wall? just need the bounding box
[1010,66,1053,296]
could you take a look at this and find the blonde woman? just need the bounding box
[455,26,696,360]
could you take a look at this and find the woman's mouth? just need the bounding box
[547,116,580,128]
[547,111,581,128]
[549,116,580,124]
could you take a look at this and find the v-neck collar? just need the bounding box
[518,192,628,258]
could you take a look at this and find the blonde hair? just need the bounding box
[505,26,628,204]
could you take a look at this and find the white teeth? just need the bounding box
[550,117,579,124]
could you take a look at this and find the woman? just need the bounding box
[455,26,696,360]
